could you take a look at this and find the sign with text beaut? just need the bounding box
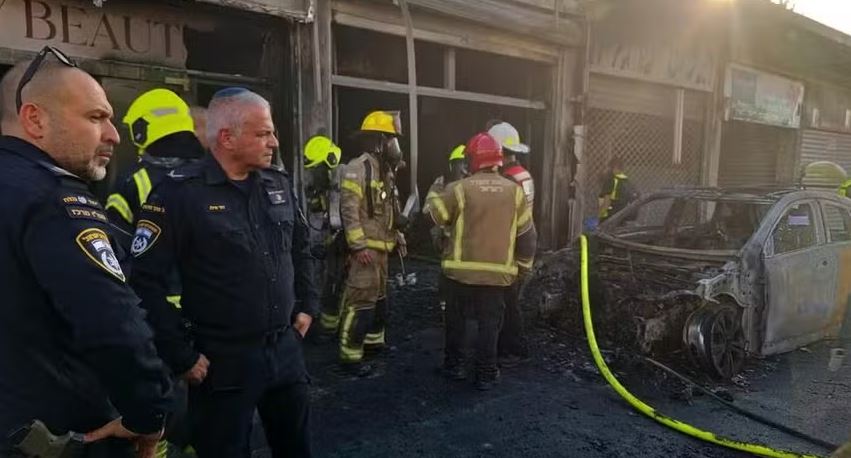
[0,0,214,68]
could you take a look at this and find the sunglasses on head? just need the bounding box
[15,46,77,113]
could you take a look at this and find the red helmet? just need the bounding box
[465,133,503,173]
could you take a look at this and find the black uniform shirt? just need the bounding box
[130,155,319,374]
[0,136,172,442]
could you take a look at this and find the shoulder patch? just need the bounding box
[131,220,162,257]
[66,206,108,223]
[140,203,166,214]
[61,194,102,208]
[75,228,125,281]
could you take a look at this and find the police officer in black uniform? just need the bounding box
[130,87,318,458]
[0,52,172,457]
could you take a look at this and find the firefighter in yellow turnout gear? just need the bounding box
[300,135,349,338]
[427,133,537,390]
[338,111,406,376]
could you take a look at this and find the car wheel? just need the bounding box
[685,304,746,380]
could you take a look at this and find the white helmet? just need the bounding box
[488,122,530,155]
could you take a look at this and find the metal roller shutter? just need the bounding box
[584,74,704,218]
[719,121,794,188]
[800,130,851,186]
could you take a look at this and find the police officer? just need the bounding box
[426,133,537,390]
[0,53,172,457]
[129,87,317,458]
[338,111,406,376]
[105,89,205,249]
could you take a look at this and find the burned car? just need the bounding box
[534,187,851,379]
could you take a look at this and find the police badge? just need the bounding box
[131,220,162,257]
[75,228,125,281]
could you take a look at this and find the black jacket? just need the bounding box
[130,155,319,374]
[0,136,173,444]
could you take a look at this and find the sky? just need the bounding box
[788,0,851,35]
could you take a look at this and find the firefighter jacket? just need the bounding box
[427,169,537,287]
[503,162,535,209]
[105,132,205,247]
[340,152,399,252]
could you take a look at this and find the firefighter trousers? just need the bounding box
[339,250,388,364]
[444,279,506,381]
[498,281,528,358]
[318,247,346,334]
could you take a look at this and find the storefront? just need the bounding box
[580,0,720,222]
[295,0,582,248]
[718,64,803,188]
[0,0,301,196]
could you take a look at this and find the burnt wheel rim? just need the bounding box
[707,307,746,379]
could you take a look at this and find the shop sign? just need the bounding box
[0,0,214,68]
[725,64,804,129]
[589,40,717,92]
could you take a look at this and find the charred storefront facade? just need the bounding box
[294,0,584,249]
[0,0,305,194]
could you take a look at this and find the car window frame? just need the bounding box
[763,199,825,258]
[818,200,851,245]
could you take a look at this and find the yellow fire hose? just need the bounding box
[578,234,824,458]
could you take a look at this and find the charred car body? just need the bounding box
[570,187,851,379]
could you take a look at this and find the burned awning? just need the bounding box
[195,0,314,21]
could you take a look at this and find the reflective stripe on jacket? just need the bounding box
[427,170,536,287]
[340,153,397,252]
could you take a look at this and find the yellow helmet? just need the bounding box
[124,88,194,153]
[449,144,465,162]
[304,135,342,169]
[360,110,402,136]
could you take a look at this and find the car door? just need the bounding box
[818,200,851,339]
[762,200,835,355]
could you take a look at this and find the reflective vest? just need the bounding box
[340,153,398,252]
[503,163,535,209]
[427,170,536,287]
[839,179,851,198]
[599,173,629,219]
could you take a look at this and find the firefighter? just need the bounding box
[488,121,534,365]
[598,156,638,221]
[105,88,205,249]
[839,178,851,198]
[423,145,468,314]
[338,110,406,376]
[426,132,537,391]
[301,135,348,339]
[489,121,534,207]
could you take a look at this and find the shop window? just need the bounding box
[822,203,851,243]
[335,26,407,84]
[415,41,445,88]
[184,22,270,77]
[455,48,551,100]
[771,203,817,255]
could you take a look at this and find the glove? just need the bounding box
[396,232,408,258]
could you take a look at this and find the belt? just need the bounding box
[197,325,292,349]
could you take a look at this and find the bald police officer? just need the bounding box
[0,50,173,457]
